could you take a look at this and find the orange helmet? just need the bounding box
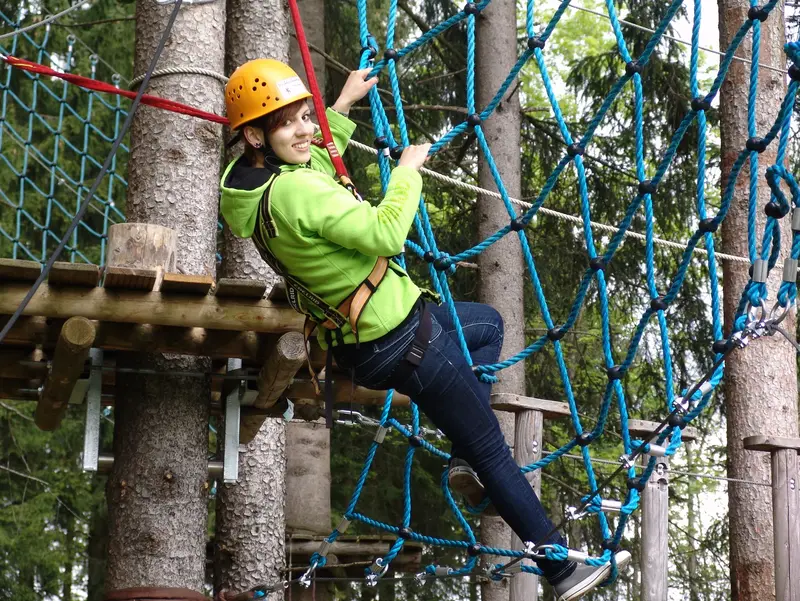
[225,59,312,130]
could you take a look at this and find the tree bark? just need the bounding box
[476,1,526,601]
[215,2,290,599]
[718,4,797,601]
[220,0,287,289]
[289,0,326,100]
[104,0,224,589]
[87,499,108,601]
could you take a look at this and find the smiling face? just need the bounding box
[264,101,315,164]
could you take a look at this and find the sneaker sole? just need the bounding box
[556,551,632,601]
[448,467,485,507]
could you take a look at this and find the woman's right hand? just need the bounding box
[397,143,432,171]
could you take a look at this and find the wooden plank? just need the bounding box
[1,282,304,334]
[743,435,800,453]
[48,262,100,287]
[489,393,570,418]
[103,266,157,290]
[215,278,267,299]
[0,258,40,282]
[161,273,215,295]
[628,418,698,442]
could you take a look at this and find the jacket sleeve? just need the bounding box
[273,166,423,257]
[308,108,357,177]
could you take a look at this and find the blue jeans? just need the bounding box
[333,301,575,584]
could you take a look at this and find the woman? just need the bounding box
[219,58,629,601]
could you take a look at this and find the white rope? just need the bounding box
[129,66,229,88]
[567,2,788,76]
[348,139,750,265]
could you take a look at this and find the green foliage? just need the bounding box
[0,401,110,601]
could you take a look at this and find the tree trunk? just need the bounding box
[718,4,797,601]
[220,0,286,289]
[289,0,326,100]
[215,1,289,598]
[475,1,526,601]
[104,0,224,589]
[87,499,108,601]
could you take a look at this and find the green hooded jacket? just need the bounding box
[219,108,423,346]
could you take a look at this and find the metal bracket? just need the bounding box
[81,349,103,472]
[223,359,243,483]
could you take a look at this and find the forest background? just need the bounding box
[1,0,799,600]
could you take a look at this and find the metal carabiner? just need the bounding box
[298,559,319,589]
[768,300,793,326]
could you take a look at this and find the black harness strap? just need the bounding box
[388,301,433,389]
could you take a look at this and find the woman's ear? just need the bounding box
[242,125,265,149]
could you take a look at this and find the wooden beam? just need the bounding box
[1,316,271,361]
[239,332,307,445]
[489,393,571,418]
[743,435,800,453]
[254,332,306,409]
[35,316,96,431]
[0,282,304,334]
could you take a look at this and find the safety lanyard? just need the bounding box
[288,0,361,200]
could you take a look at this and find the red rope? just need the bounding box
[2,54,230,125]
[287,0,357,194]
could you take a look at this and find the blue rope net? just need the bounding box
[309,0,800,585]
[0,7,129,265]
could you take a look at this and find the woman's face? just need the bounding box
[266,102,315,164]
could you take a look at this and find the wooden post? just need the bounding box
[106,223,177,290]
[286,420,333,601]
[629,420,697,601]
[254,332,306,409]
[743,435,800,601]
[640,458,669,601]
[35,316,96,431]
[239,332,306,443]
[511,409,542,600]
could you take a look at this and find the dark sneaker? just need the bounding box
[447,458,496,514]
[552,550,631,601]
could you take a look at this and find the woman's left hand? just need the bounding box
[331,68,379,115]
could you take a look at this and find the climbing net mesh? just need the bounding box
[2,0,800,590]
[311,0,800,586]
[0,11,129,265]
